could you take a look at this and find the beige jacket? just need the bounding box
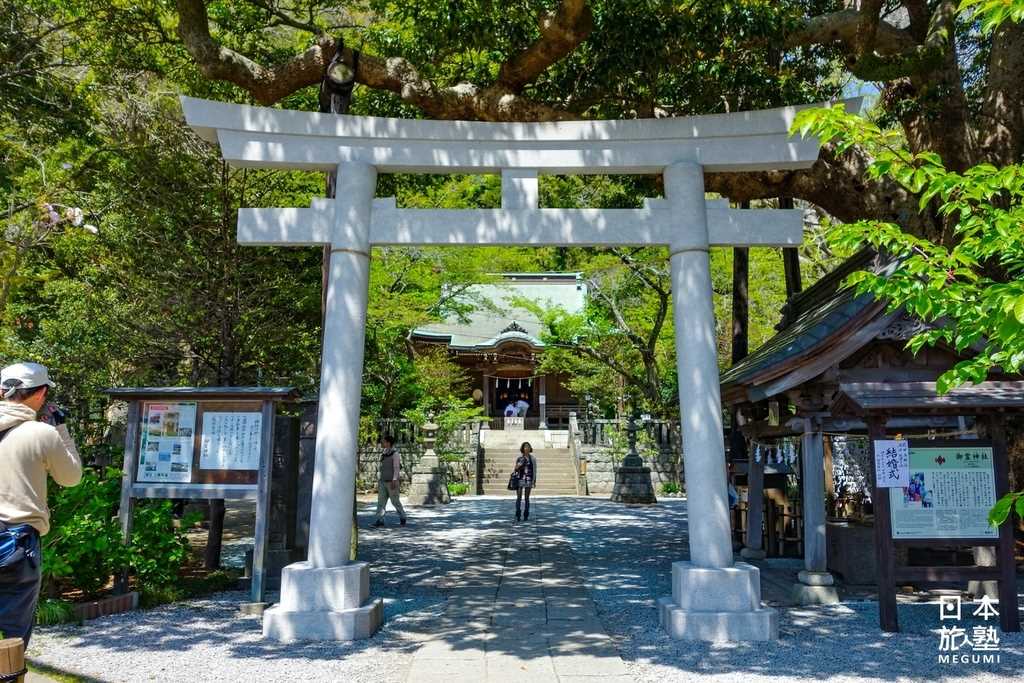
[0,401,82,535]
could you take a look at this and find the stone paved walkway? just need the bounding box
[27,496,1024,682]
[403,516,629,683]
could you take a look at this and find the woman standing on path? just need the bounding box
[514,441,537,522]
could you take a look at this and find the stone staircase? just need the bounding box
[480,444,580,496]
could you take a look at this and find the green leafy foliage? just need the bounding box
[793,104,1024,394]
[988,491,1024,527]
[42,467,197,598]
[447,482,470,497]
[34,598,78,626]
[960,0,1024,33]
[660,481,681,495]
[42,468,126,597]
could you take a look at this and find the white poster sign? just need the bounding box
[199,412,263,471]
[137,402,197,483]
[874,439,910,488]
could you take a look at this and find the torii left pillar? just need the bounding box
[657,162,778,641]
[262,161,384,641]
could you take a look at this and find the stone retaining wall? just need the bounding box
[356,445,476,492]
[582,445,682,495]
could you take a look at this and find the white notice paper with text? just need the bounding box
[874,439,910,488]
[199,412,263,471]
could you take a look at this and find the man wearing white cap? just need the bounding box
[0,362,81,647]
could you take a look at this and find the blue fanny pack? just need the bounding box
[0,521,38,569]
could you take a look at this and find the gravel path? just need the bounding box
[27,497,1024,682]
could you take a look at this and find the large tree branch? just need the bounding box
[785,8,917,55]
[785,2,955,80]
[352,49,573,120]
[176,0,334,104]
[497,0,593,91]
[175,0,573,119]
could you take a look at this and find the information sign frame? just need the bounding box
[106,387,298,605]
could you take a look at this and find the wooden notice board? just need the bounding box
[106,387,299,604]
[869,424,1020,634]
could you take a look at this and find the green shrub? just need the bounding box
[43,467,126,597]
[43,466,196,598]
[447,482,469,496]
[129,500,194,587]
[660,482,681,495]
[35,598,77,626]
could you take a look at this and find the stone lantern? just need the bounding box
[610,415,657,504]
[408,415,451,505]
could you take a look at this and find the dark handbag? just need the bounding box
[507,472,520,491]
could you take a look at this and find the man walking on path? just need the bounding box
[373,434,406,527]
[0,362,82,647]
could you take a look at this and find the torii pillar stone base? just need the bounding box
[658,562,778,641]
[263,562,382,641]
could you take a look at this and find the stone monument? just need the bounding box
[610,416,657,504]
[407,417,451,505]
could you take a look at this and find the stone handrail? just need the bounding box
[567,412,586,495]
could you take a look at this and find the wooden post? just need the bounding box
[867,416,899,632]
[741,433,767,560]
[115,400,140,594]
[800,422,828,573]
[0,638,25,683]
[731,245,749,362]
[779,197,802,299]
[482,374,491,418]
[250,400,276,603]
[204,499,226,569]
[988,415,1021,632]
[823,435,835,497]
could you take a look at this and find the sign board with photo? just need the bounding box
[889,444,998,539]
[137,402,197,483]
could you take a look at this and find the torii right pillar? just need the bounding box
[658,162,779,641]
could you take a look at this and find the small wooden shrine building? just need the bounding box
[720,250,1022,630]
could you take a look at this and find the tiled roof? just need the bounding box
[411,273,586,350]
[720,287,877,387]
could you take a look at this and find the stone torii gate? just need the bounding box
[181,96,846,643]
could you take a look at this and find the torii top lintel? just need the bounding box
[180,96,861,175]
